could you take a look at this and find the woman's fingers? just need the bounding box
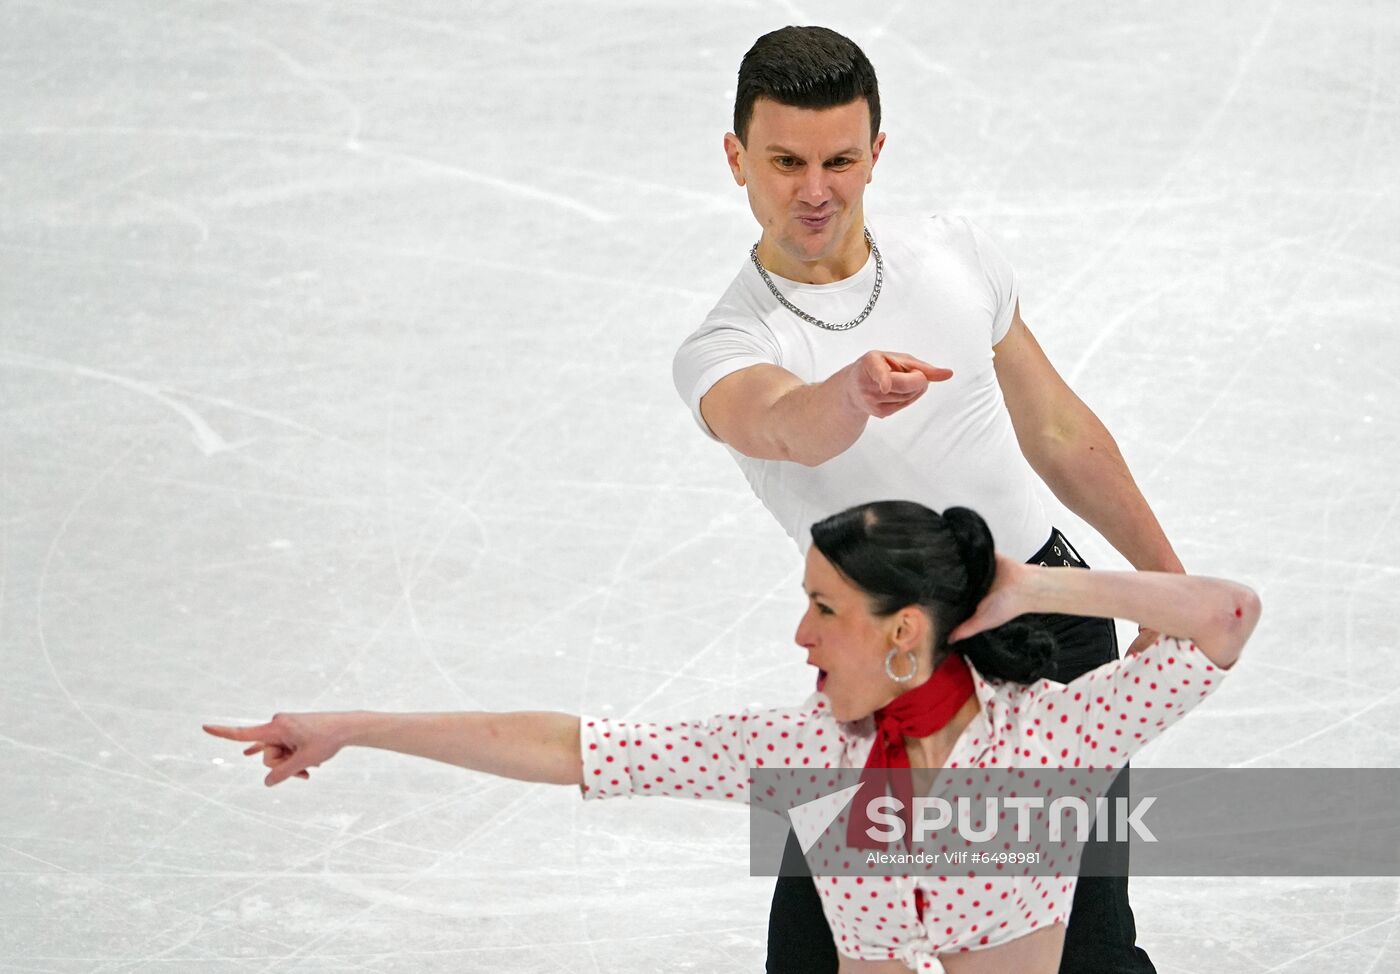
[947,614,985,643]
[261,744,298,769]
[261,746,308,785]
[265,751,316,787]
[203,722,275,743]
[206,716,320,786]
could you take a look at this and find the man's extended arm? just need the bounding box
[994,303,1184,578]
[698,351,953,467]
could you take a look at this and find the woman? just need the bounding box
[205,501,1259,973]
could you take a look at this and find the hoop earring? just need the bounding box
[884,648,917,684]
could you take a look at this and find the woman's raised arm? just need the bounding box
[950,556,1260,670]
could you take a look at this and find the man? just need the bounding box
[672,25,1182,974]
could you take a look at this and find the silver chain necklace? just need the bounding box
[749,226,883,332]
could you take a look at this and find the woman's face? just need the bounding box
[795,547,927,721]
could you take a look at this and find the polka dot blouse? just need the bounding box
[580,638,1225,968]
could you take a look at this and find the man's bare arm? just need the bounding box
[699,351,953,467]
[994,303,1184,577]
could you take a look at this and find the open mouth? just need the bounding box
[816,669,828,691]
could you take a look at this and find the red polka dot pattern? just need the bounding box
[578,637,1223,965]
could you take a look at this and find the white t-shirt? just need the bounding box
[673,215,1049,559]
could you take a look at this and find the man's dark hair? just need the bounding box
[733,26,880,146]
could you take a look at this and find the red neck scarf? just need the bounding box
[846,652,975,850]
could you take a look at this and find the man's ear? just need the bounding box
[868,131,887,182]
[723,131,746,186]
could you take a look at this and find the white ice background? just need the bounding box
[2,2,1398,971]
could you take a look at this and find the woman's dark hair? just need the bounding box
[734,26,881,146]
[809,501,1056,684]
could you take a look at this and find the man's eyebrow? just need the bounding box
[763,145,865,158]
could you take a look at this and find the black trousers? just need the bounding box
[765,529,1156,974]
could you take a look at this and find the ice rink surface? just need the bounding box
[3,1,1399,970]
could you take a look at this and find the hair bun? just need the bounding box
[941,506,995,607]
[941,508,1057,683]
[957,622,1058,684]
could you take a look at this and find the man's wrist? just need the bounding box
[831,362,870,420]
[1129,546,1185,575]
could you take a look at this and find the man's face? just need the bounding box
[725,96,884,279]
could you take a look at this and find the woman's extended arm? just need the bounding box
[203,711,582,787]
[950,556,1260,669]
